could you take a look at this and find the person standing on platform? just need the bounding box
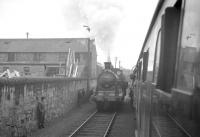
[122,81,128,100]
[36,96,45,129]
[77,90,82,108]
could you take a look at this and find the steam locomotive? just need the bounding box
[93,62,128,111]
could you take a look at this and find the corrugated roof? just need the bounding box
[0,38,95,52]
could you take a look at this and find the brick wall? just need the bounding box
[0,77,93,137]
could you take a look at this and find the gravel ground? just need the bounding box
[29,103,136,137]
[29,102,96,137]
[109,104,136,137]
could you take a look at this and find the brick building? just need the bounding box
[0,38,97,77]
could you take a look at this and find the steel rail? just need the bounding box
[68,110,97,137]
[68,111,116,137]
[103,112,116,137]
[168,113,192,137]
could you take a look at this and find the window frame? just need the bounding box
[23,66,31,75]
[156,6,181,92]
[33,53,40,62]
[142,50,149,82]
[7,53,15,62]
[3,66,9,72]
[75,52,81,63]
[153,29,161,83]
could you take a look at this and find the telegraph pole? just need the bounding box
[83,25,91,92]
[26,32,29,39]
[115,57,118,68]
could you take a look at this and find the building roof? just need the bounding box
[0,38,96,53]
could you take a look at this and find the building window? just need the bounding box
[75,52,80,62]
[33,53,40,62]
[8,53,15,62]
[59,53,67,62]
[46,67,59,76]
[3,66,9,72]
[24,67,30,75]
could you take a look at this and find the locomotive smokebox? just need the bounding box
[104,62,111,69]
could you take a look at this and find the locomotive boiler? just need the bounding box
[93,62,127,111]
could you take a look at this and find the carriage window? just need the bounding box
[177,1,200,92]
[142,51,149,82]
[138,61,142,81]
[153,29,161,83]
[157,7,181,92]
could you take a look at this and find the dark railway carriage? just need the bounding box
[131,0,200,137]
[93,62,126,111]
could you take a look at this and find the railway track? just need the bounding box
[68,111,116,137]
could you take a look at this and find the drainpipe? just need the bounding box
[87,38,91,92]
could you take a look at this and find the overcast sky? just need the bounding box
[0,0,158,69]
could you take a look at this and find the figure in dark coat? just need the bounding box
[36,97,45,129]
[122,81,128,99]
[77,90,82,108]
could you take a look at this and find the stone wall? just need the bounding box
[0,77,94,137]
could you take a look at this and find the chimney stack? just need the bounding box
[26,32,29,39]
[104,62,111,69]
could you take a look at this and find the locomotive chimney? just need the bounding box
[104,62,111,69]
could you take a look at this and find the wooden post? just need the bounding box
[87,38,91,92]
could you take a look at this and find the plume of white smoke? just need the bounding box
[76,0,125,60]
